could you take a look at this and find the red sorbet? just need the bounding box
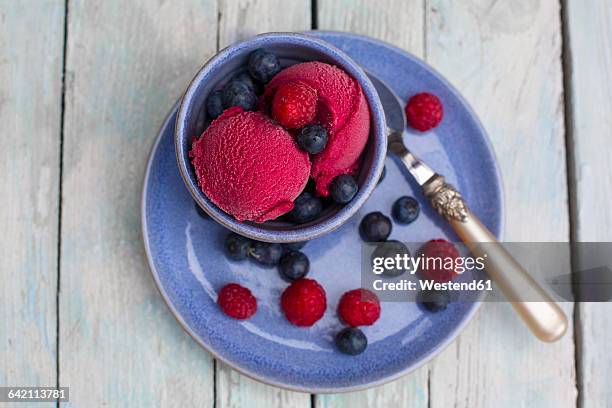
[190,107,311,223]
[264,62,371,196]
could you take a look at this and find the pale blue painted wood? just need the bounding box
[59,1,217,406]
[565,1,612,407]
[425,1,576,407]
[0,2,63,405]
[215,1,312,407]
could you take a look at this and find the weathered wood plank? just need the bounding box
[316,1,427,406]
[318,0,424,53]
[215,1,312,407]
[0,0,63,400]
[216,368,311,408]
[219,0,311,46]
[564,0,612,406]
[60,1,217,406]
[426,1,576,407]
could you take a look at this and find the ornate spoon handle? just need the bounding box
[422,175,568,342]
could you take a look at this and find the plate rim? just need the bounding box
[141,31,505,393]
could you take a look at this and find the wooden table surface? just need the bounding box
[1,0,610,406]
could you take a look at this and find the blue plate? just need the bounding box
[142,32,504,392]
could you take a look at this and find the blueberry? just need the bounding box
[206,90,225,119]
[289,192,323,224]
[278,250,310,281]
[248,49,281,83]
[232,71,260,93]
[296,124,328,154]
[224,232,251,261]
[222,81,257,111]
[359,212,392,242]
[330,175,358,204]
[418,290,450,312]
[282,241,308,252]
[248,241,283,267]
[377,165,386,185]
[335,327,368,355]
[371,240,411,277]
[392,196,420,224]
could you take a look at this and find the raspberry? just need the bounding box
[419,239,460,283]
[405,92,443,131]
[280,278,327,327]
[271,81,318,129]
[337,289,381,327]
[217,283,257,320]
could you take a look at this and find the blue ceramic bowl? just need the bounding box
[175,33,386,243]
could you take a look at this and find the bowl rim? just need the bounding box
[175,32,387,243]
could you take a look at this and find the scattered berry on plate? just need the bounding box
[289,191,323,224]
[281,278,327,327]
[249,241,283,267]
[338,288,381,327]
[278,250,310,281]
[272,82,317,129]
[359,212,392,242]
[377,165,386,185]
[222,80,257,111]
[194,201,209,219]
[405,92,443,132]
[206,90,225,119]
[417,289,450,312]
[217,283,257,320]
[371,240,411,277]
[224,232,252,261]
[296,124,328,154]
[335,327,368,355]
[392,196,420,224]
[282,241,308,252]
[248,49,281,83]
[329,174,358,204]
[419,239,460,282]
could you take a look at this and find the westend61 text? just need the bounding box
[372,279,493,292]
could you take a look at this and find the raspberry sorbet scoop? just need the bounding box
[265,62,371,196]
[190,107,311,223]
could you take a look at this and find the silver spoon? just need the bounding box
[367,72,567,342]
